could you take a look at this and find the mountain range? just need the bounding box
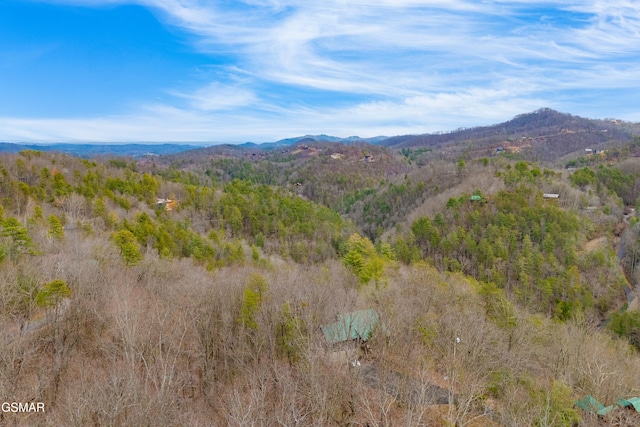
[0,142,200,157]
[1,108,638,160]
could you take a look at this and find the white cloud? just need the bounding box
[3,0,640,141]
[0,85,548,142]
[170,82,256,111]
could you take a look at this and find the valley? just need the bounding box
[3,110,640,425]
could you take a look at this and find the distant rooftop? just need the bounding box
[320,309,382,345]
[575,395,604,414]
[618,397,640,412]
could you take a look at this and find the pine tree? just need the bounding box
[47,214,64,241]
[113,229,143,266]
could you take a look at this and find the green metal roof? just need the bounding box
[597,405,617,416]
[576,395,640,416]
[321,309,381,345]
[469,195,482,201]
[617,397,640,412]
[575,395,605,414]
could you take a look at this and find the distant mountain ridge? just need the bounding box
[0,135,389,157]
[381,108,640,161]
[0,142,203,158]
[243,134,389,148]
[2,109,638,161]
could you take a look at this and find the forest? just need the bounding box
[3,138,640,426]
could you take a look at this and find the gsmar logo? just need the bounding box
[1,402,45,413]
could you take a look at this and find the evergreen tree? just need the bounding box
[47,214,65,241]
[113,229,143,266]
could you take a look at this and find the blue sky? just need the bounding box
[1,0,639,143]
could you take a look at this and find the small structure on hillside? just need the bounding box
[618,397,640,412]
[321,309,385,364]
[156,198,178,211]
[575,395,640,417]
[543,193,560,200]
[321,309,382,345]
[575,395,609,416]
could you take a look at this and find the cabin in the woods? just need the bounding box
[320,309,385,365]
[156,198,178,211]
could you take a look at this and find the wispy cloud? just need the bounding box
[170,82,256,111]
[1,0,639,142]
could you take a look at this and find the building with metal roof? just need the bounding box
[575,395,604,414]
[618,397,640,412]
[576,395,640,417]
[320,309,382,345]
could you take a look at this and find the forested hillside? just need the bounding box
[382,109,640,162]
[3,143,640,426]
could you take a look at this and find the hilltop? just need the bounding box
[151,108,640,166]
[383,108,640,161]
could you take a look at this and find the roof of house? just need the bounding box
[597,405,617,416]
[320,309,381,345]
[575,395,604,414]
[618,397,640,412]
[576,395,640,417]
